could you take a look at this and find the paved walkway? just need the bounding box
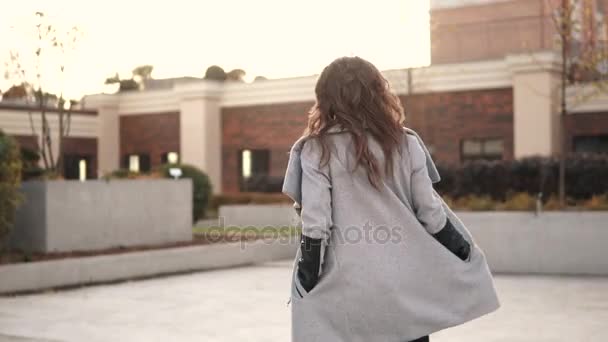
[0,260,607,342]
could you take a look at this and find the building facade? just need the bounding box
[0,103,98,179]
[2,0,608,193]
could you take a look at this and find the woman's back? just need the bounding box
[299,127,446,241]
[283,56,499,342]
[288,126,498,342]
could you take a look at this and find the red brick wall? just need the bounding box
[400,87,514,165]
[10,135,98,178]
[119,112,180,169]
[221,88,514,193]
[13,135,39,151]
[564,112,608,152]
[431,0,555,64]
[222,101,312,192]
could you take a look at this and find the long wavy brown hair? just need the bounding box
[305,56,406,189]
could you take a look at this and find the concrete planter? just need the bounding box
[0,238,298,294]
[218,204,299,228]
[219,204,608,276]
[459,211,608,276]
[10,179,193,253]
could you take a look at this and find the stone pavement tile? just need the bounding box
[0,261,607,342]
[433,274,608,341]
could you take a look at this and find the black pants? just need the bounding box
[408,336,429,342]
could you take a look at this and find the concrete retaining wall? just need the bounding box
[460,211,608,276]
[218,204,298,227]
[10,180,193,253]
[0,238,298,295]
[219,205,608,276]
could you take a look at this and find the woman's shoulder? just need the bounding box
[400,127,424,151]
[288,134,310,155]
[287,135,322,165]
[400,127,427,169]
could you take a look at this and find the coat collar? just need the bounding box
[282,126,441,204]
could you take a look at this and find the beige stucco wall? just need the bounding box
[508,52,561,158]
[178,83,223,194]
[0,107,98,169]
[76,52,608,192]
[84,95,120,176]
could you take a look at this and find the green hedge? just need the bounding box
[20,147,44,180]
[209,192,292,212]
[435,154,608,201]
[0,131,22,251]
[157,164,213,222]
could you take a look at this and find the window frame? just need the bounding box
[122,153,151,173]
[460,137,504,162]
[237,148,271,192]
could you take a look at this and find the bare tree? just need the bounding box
[3,12,82,176]
[546,0,608,205]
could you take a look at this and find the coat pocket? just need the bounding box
[293,266,311,299]
[291,264,310,300]
[424,227,474,266]
[432,218,472,261]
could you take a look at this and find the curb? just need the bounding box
[0,238,298,295]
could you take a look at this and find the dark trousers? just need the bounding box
[408,336,429,342]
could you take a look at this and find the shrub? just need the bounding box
[241,174,284,193]
[20,147,44,180]
[436,154,608,201]
[105,169,136,179]
[453,195,496,211]
[542,196,565,211]
[582,194,608,210]
[204,65,227,81]
[157,164,212,222]
[496,192,537,211]
[209,192,292,212]
[104,169,161,180]
[0,131,23,252]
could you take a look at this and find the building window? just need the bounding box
[238,149,270,191]
[122,154,151,173]
[573,135,608,154]
[63,155,91,180]
[161,151,179,164]
[461,138,504,162]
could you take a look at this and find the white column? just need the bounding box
[84,94,120,176]
[507,52,561,158]
[176,82,223,193]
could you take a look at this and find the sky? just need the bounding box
[0,0,430,100]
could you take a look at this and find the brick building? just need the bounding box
[2,0,608,193]
[0,103,98,179]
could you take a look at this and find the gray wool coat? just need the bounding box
[282,126,500,342]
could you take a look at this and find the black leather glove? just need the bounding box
[296,235,322,292]
[432,219,471,261]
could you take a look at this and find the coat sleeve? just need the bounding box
[300,139,333,241]
[408,136,447,234]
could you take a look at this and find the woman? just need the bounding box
[282,57,500,342]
